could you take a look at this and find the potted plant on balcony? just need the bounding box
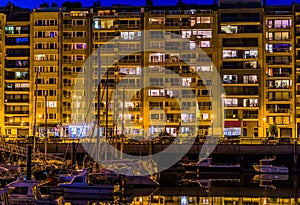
[268,123,278,138]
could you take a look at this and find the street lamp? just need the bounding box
[140,117,144,138]
[74,95,82,139]
[211,114,214,137]
[263,117,266,138]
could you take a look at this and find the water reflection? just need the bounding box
[61,172,300,204]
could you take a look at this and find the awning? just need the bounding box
[224,121,241,128]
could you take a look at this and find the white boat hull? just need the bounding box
[252,165,288,174]
[125,176,159,187]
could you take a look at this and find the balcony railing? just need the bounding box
[267,109,290,113]
[5,99,29,103]
[243,114,258,119]
[5,122,29,126]
[4,110,29,114]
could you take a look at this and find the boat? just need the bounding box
[0,188,9,205]
[58,169,120,199]
[252,174,289,190]
[181,158,241,173]
[252,174,289,182]
[100,159,160,187]
[0,167,17,187]
[252,157,288,174]
[6,179,63,205]
[124,175,159,187]
[180,178,241,188]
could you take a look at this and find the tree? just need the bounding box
[268,124,278,137]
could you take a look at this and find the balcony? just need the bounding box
[5,88,29,92]
[225,114,239,119]
[267,73,291,78]
[118,59,141,64]
[242,114,258,119]
[267,109,291,114]
[117,24,140,29]
[267,61,291,65]
[267,97,291,102]
[5,110,29,114]
[5,122,29,126]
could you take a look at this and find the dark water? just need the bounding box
[59,171,300,204]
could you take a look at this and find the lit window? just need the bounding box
[47,101,57,108]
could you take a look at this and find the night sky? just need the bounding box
[0,0,299,9]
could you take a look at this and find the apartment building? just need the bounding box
[218,0,263,138]
[31,7,61,138]
[0,4,31,138]
[2,0,300,139]
[264,6,295,138]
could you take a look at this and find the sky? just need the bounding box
[0,0,298,9]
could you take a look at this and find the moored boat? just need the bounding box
[6,179,63,205]
[181,158,241,173]
[58,169,120,199]
[252,157,288,174]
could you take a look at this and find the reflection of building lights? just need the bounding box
[263,198,267,205]
[139,197,142,202]
[202,198,209,205]
[181,196,188,205]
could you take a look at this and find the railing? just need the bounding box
[267,109,290,113]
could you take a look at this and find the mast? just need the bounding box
[96,48,101,169]
[33,69,39,152]
[44,94,48,161]
[105,69,109,160]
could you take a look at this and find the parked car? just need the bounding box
[261,136,278,145]
[277,137,292,144]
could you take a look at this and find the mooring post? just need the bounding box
[26,144,32,180]
[294,140,298,172]
[71,142,76,168]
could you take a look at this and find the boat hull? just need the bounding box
[60,184,116,194]
[183,164,241,174]
[252,165,288,174]
[125,176,159,187]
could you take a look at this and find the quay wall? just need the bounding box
[26,143,300,169]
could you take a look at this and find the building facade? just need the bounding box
[2,0,300,140]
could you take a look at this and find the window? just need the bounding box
[148,89,165,97]
[182,77,192,86]
[201,113,209,120]
[94,19,100,29]
[149,17,164,24]
[100,20,114,29]
[45,31,58,38]
[74,31,85,37]
[73,55,85,61]
[221,25,238,34]
[223,75,237,83]
[224,127,241,137]
[47,113,56,119]
[34,54,46,61]
[73,43,86,50]
[73,19,85,26]
[47,101,57,108]
[196,65,213,72]
[49,78,56,84]
[243,99,258,107]
[149,53,165,62]
[48,90,56,96]
[243,75,258,84]
[120,31,141,40]
[224,99,238,107]
[200,41,210,47]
